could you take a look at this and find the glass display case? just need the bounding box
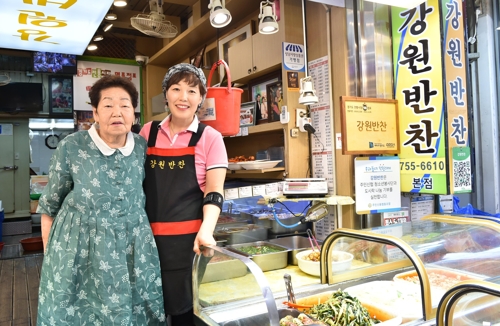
[193,214,500,325]
[436,277,500,325]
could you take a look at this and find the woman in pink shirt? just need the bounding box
[140,63,228,326]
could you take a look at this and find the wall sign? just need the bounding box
[354,156,401,214]
[74,60,141,112]
[282,42,305,72]
[340,96,400,155]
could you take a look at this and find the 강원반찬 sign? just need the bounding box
[340,96,400,155]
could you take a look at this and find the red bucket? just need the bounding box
[198,60,243,136]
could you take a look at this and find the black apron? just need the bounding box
[144,121,206,315]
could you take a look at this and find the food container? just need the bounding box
[252,213,308,234]
[296,249,353,277]
[294,289,403,326]
[268,236,320,265]
[200,253,248,283]
[20,236,43,251]
[344,281,422,323]
[226,241,289,271]
[393,267,482,306]
[220,308,313,326]
[214,224,268,245]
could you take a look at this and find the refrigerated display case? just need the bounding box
[193,214,500,325]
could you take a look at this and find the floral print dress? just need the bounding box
[36,130,166,326]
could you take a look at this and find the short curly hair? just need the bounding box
[88,75,138,109]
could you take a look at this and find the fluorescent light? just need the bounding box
[113,0,127,7]
[29,119,74,130]
[104,23,113,32]
[209,0,232,28]
[87,44,98,51]
[105,12,117,20]
[363,0,426,9]
[93,35,104,41]
[259,1,279,34]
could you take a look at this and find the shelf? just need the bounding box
[247,122,284,135]
[227,167,285,174]
[148,0,261,67]
[259,195,355,206]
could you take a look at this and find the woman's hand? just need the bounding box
[193,228,216,255]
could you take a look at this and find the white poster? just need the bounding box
[308,56,335,194]
[74,61,141,112]
[355,156,401,214]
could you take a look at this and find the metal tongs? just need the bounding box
[307,229,321,252]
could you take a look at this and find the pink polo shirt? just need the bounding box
[140,115,228,192]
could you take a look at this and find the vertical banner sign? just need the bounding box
[392,0,448,194]
[442,0,471,193]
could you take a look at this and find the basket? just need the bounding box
[198,60,243,136]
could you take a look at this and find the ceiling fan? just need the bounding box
[130,0,178,38]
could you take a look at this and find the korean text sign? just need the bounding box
[340,96,400,155]
[392,0,447,194]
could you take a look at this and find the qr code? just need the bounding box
[453,160,471,188]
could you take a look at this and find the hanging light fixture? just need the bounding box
[113,0,127,7]
[105,12,117,20]
[208,0,231,28]
[298,76,318,105]
[104,23,113,32]
[87,44,98,51]
[93,34,104,41]
[259,1,279,34]
[363,0,425,9]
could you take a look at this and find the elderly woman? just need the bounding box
[140,63,228,326]
[36,75,166,325]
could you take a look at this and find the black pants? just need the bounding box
[170,309,194,326]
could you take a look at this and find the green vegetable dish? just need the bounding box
[305,290,381,326]
[236,245,283,255]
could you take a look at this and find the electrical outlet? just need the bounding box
[295,108,306,128]
[290,128,299,138]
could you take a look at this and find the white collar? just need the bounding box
[159,114,199,133]
[88,124,135,156]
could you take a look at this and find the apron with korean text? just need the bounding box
[144,121,206,315]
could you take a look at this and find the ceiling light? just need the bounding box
[363,0,426,8]
[93,34,104,41]
[208,0,231,28]
[104,23,113,32]
[105,12,117,20]
[113,0,127,7]
[298,76,318,105]
[87,44,98,51]
[259,1,279,34]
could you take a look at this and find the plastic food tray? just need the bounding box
[294,289,403,325]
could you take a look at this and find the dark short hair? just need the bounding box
[89,75,138,109]
[164,71,207,99]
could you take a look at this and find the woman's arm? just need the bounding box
[193,168,226,255]
[41,213,54,251]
